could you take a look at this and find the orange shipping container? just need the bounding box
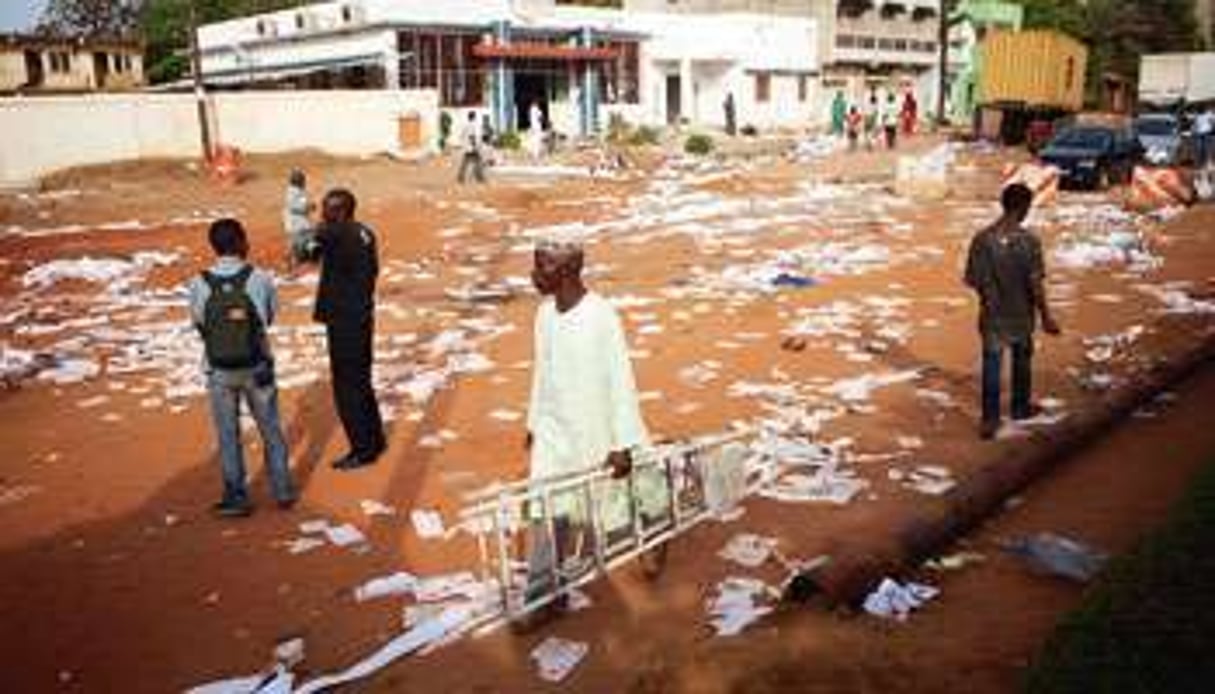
[978,30,1087,111]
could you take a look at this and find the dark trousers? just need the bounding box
[326,319,385,459]
[982,338,1033,423]
[458,151,486,184]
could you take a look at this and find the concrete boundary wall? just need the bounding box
[0,89,439,188]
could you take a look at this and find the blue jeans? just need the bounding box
[982,338,1034,424]
[1197,134,1213,168]
[207,363,295,504]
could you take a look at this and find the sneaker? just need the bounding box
[212,499,252,518]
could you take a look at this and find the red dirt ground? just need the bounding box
[0,139,1212,692]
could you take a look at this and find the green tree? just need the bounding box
[39,0,140,37]
[139,0,310,84]
[1013,0,1201,105]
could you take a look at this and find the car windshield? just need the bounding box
[1136,119,1177,136]
[1050,129,1113,151]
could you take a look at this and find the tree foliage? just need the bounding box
[40,0,312,82]
[39,0,140,37]
[140,0,311,83]
[1012,0,1202,102]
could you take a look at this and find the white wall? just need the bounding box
[0,51,26,91]
[0,89,439,188]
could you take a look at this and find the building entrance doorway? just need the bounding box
[666,74,682,124]
[514,71,549,132]
[23,50,43,87]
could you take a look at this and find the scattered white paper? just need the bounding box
[354,571,418,602]
[530,637,589,683]
[862,578,939,621]
[410,509,446,539]
[718,533,778,569]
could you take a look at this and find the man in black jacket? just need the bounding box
[307,188,386,469]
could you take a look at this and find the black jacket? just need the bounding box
[311,221,378,324]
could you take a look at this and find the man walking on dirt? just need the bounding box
[964,183,1062,440]
[304,189,387,469]
[521,233,666,616]
[457,110,487,184]
[189,219,296,517]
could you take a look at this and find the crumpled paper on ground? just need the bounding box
[862,578,939,621]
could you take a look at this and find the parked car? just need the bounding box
[1039,125,1140,189]
[1134,113,1189,166]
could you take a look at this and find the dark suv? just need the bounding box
[1039,126,1141,190]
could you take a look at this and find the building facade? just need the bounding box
[946,0,1023,123]
[196,0,820,136]
[0,34,144,94]
[617,0,944,125]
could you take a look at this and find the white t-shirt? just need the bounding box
[1195,111,1215,136]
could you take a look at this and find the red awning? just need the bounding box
[472,42,620,61]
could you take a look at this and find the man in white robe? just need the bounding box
[522,234,666,611]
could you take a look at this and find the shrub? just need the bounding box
[607,113,630,144]
[684,133,714,155]
[629,125,661,146]
[439,111,453,150]
[740,124,759,137]
[494,130,522,151]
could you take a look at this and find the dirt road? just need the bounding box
[0,139,1212,692]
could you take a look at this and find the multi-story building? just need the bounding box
[0,33,144,94]
[945,0,1023,123]
[621,0,944,124]
[196,0,821,136]
[821,0,942,117]
[1198,0,1215,47]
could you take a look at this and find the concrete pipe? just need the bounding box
[804,328,1215,607]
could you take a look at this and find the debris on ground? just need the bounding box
[717,533,779,569]
[862,577,940,620]
[706,576,777,636]
[354,572,418,602]
[410,509,446,539]
[1001,532,1109,583]
[529,636,589,683]
[925,551,986,572]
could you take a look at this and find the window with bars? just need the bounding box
[48,52,71,73]
[599,40,640,104]
[397,30,485,107]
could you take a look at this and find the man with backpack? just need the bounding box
[303,188,387,470]
[189,218,296,517]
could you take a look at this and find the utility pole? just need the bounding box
[189,1,213,162]
[936,0,950,127]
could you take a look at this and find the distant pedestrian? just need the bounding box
[458,111,487,184]
[901,91,918,136]
[528,101,546,161]
[882,92,899,149]
[831,90,847,137]
[189,218,296,517]
[964,184,1062,440]
[864,92,879,150]
[724,92,737,136]
[846,105,863,151]
[1194,106,1214,168]
[282,168,314,272]
[303,189,386,469]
